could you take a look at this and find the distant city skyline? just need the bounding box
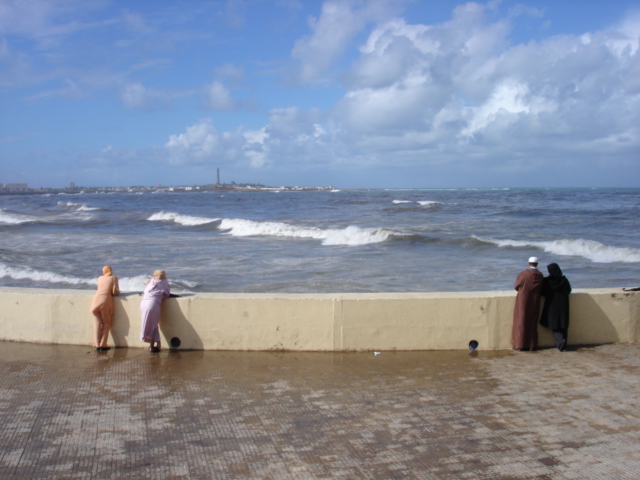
[1,0,639,189]
[0,175,336,193]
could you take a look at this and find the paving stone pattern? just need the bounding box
[1,342,639,479]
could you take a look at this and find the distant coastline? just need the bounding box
[0,182,337,195]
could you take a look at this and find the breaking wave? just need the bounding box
[0,209,38,225]
[149,212,403,246]
[58,201,101,211]
[218,218,326,240]
[0,263,196,292]
[322,226,396,246]
[1,208,96,226]
[148,211,220,226]
[392,200,445,207]
[0,263,93,287]
[473,236,640,263]
[220,219,398,246]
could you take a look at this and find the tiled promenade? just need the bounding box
[1,341,639,479]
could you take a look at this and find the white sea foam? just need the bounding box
[115,275,197,293]
[393,200,444,206]
[0,263,93,286]
[0,209,38,225]
[0,264,193,292]
[473,236,640,263]
[147,211,219,226]
[116,275,149,292]
[219,218,326,239]
[0,208,95,225]
[219,218,397,246]
[322,226,394,246]
[58,201,101,211]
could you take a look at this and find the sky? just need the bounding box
[1,0,639,189]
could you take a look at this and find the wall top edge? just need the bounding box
[0,286,632,299]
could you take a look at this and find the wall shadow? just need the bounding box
[110,293,137,347]
[569,293,620,345]
[159,298,204,350]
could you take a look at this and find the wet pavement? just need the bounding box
[1,342,639,479]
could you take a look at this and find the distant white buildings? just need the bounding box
[1,183,29,192]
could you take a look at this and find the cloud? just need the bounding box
[0,0,102,40]
[149,2,639,188]
[318,2,640,179]
[120,82,173,111]
[224,0,247,28]
[215,63,244,81]
[8,1,637,188]
[164,118,248,166]
[459,78,556,139]
[122,9,153,35]
[164,109,331,170]
[204,80,235,110]
[290,0,406,83]
[605,10,640,56]
[0,2,194,97]
[200,65,249,111]
[163,0,639,186]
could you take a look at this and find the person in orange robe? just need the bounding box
[511,257,543,351]
[90,265,119,351]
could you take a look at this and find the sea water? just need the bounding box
[1,188,638,293]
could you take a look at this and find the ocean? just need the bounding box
[1,188,638,294]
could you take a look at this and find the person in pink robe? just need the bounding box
[140,269,171,352]
[90,265,119,351]
[511,257,544,351]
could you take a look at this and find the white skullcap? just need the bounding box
[528,257,539,263]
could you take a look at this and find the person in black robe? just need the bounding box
[540,263,572,351]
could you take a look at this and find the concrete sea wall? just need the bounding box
[0,287,638,351]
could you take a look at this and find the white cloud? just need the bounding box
[204,80,234,110]
[290,0,406,83]
[243,128,269,168]
[215,63,244,81]
[121,83,147,108]
[606,10,640,56]
[459,78,557,139]
[122,9,152,34]
[318,2,640,178]
[10,1,637,188]
[120,82,173,111]
[0,0,88,39]
[164,118,248,166]
[164,108,334,170]
[156,2,639,187]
